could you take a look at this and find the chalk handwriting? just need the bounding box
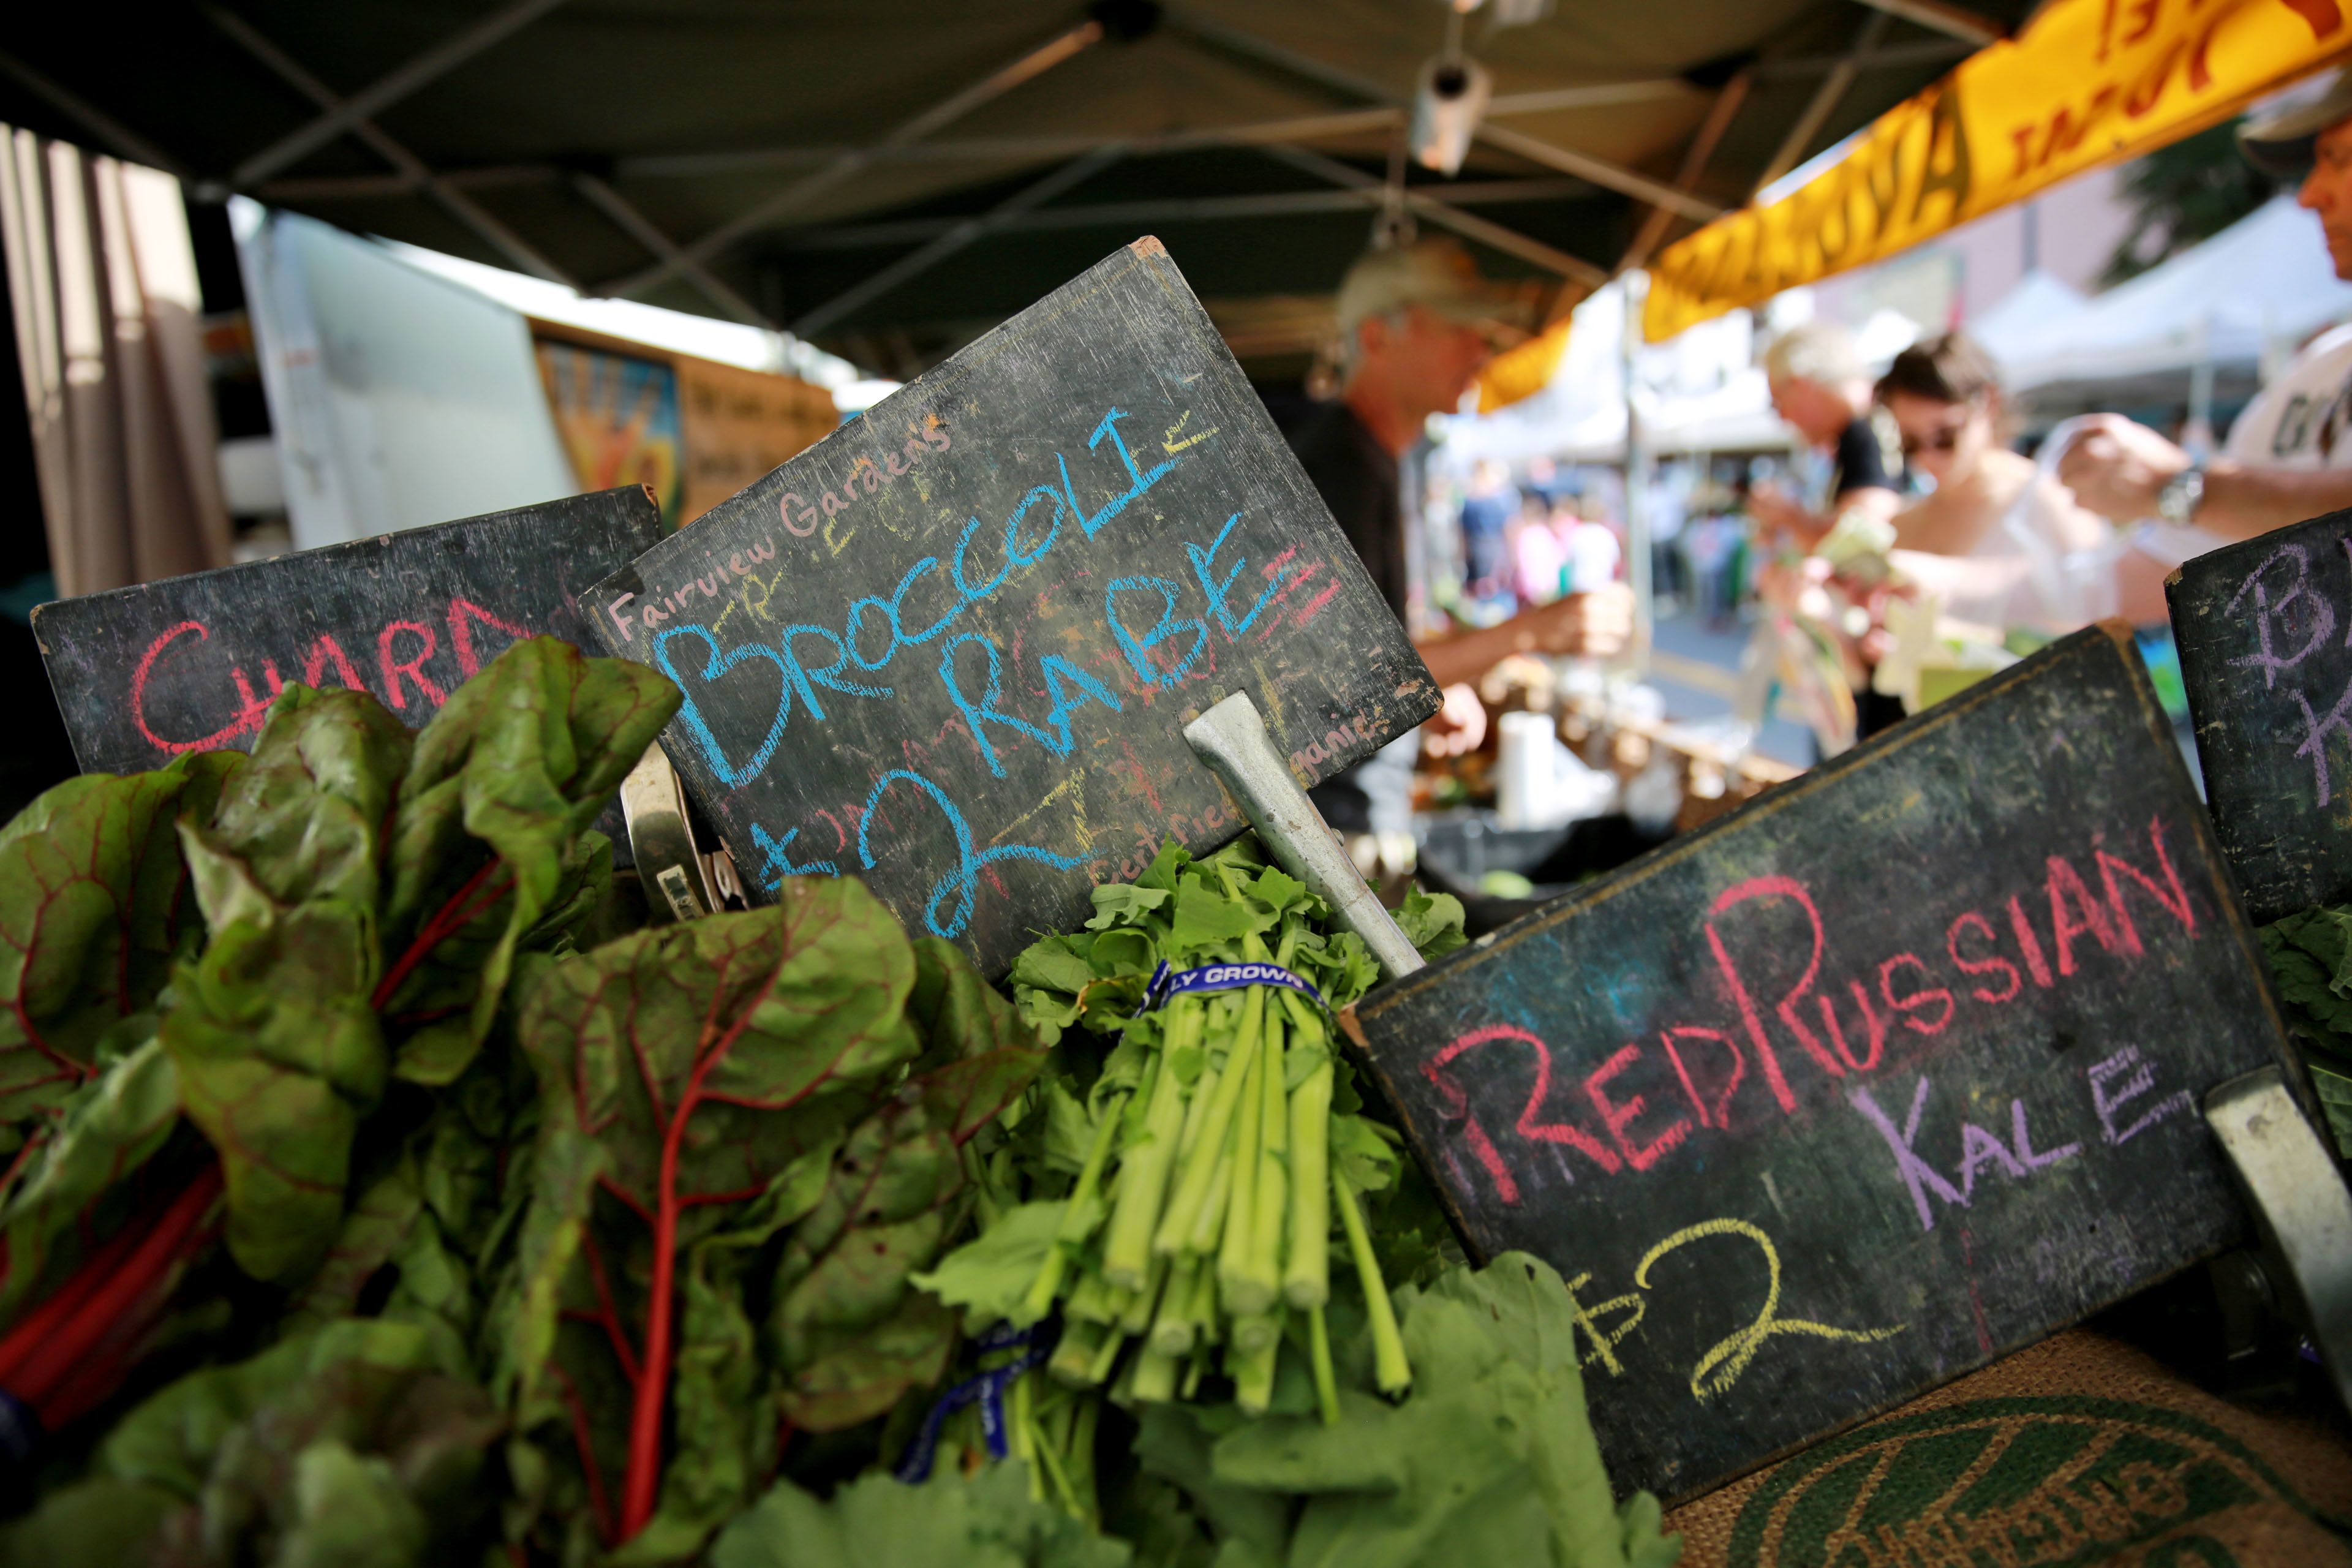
[855,767,1087,940]
[1420,815,2199,1205]
[2086,1045,2193,1145]
[1850,1076,2084,1233]
[2225,539,2339,690]
[129,597,533,755]
[1561,1217,1904,1401]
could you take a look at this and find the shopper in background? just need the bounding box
[1284,238,1633,836]
[1876,334,2170,630]
[1749,320,1904,546]
[1458,459,1515,601]
[2060,69,2352,552]
[1507,487,1565,607]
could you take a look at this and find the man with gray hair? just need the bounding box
[1750,319,1903,545]
[1284,236,1630,835]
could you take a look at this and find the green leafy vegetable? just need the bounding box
[0,752,241,1127]
[2258,904,2352,1158]
[1137,1253,1679,1568]
[1,1317,502,1568]
[711,1463,1131,1568]
[502,878,1036,1558]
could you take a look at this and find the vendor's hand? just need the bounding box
[1523,584,1634,658]
[1423,682,1488,760]
[2056,414,2190,521]
[1746,484,1808,535]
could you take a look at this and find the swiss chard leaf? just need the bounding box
[164,685,410,1284]
[0,1033,181,1326]
[0,752,241,1124]
[7,1317,502,1568]
[380,638,676,1087]
[506,882,925,1556]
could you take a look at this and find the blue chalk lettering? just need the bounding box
[1005,485,1066,568]
[1187,510,1287,637]
[938,633,1058,778]
[655,625,794,789]
[1060,407,1178,538]
[892,556,968,646]
[843,597,899,670]
[858,768,1087,939]
[748,821,839,888]
[780,624,891,707]
[1039,654,1123,744]
[1105,576,1207,689]
[952,514,1009,600]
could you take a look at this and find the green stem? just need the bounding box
[1049,1321,1104,1385]
[1085,1326,1125,1385]
[1119,1256,1167,1338]
[1334,1173,1411,1396]
[1022,1088,1128,1321]
[1129,1346,1179,1404]
[1150,1257,1200,1357]
[1029,1402,1087,1518]
[1100,1006,1197,1292]
[1282,1055,1334,1310]
[1237,992,1289,1314]
[1183,1107,1238,1258]
[1231,1308,1281,1356]
[1185,1258,1221,1344]
[1308,1306,1340,1426]
[1212,1043,1264,1288]
[1155,982,1268,1256]
[1231,1332,1279,1415]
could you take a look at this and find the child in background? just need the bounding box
[1507,489,1565,608]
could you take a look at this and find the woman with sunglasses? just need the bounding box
[1874,334,2170,632]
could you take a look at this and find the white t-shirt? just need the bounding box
[2138,322,2352,565]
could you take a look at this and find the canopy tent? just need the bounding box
[1964,267,2087,367]
[0,0,2043,388]
[1989,195,2352,413]
[1644,0,2352,343]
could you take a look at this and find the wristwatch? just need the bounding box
[2157,465,2206,528]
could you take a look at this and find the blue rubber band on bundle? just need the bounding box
[892,1325,1052,1483]
[1135,959,1327,1015]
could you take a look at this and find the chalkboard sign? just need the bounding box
[33,487,665,775]
[2169,508,2352,922]
[1348,625,2294,1504]
[583,239,1438,976]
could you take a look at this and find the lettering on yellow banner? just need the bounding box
[1646,0,2352,341]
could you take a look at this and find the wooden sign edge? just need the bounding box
[1346,621,2309,1504]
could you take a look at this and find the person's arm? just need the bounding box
[2057,412,2352,540]
[1749,481,1898,548]
[1412,584,1634,688]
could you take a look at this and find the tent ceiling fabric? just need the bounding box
[0,0,2034,376]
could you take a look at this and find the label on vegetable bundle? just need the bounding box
[1136,959,1328,1015]
[1348,625,2303,1506]
[2168,507,2352,921]
[584,239,1437,978]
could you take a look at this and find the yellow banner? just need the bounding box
[1644,0,2352,343]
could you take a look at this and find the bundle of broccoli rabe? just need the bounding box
[918,842,1461,1422]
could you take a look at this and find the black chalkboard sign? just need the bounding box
[2169,508,2352,922]
[583,239,1438,977]
[33,487,665,775]
[1348,625,2294,1504]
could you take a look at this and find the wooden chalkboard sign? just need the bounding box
[1348,625,2296,1504]
[33,487,664,775]
[2169,508,2352,922]
[583,239,1438,976]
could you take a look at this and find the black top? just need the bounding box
[1287,400,1406,624]
[1830,408,1901,502]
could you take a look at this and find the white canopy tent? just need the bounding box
[1992,197,2352,409]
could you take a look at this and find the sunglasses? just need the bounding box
[1899,426,1965,458]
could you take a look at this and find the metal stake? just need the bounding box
[2204,1066,2352,1415]
[1183,692,1425,981]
